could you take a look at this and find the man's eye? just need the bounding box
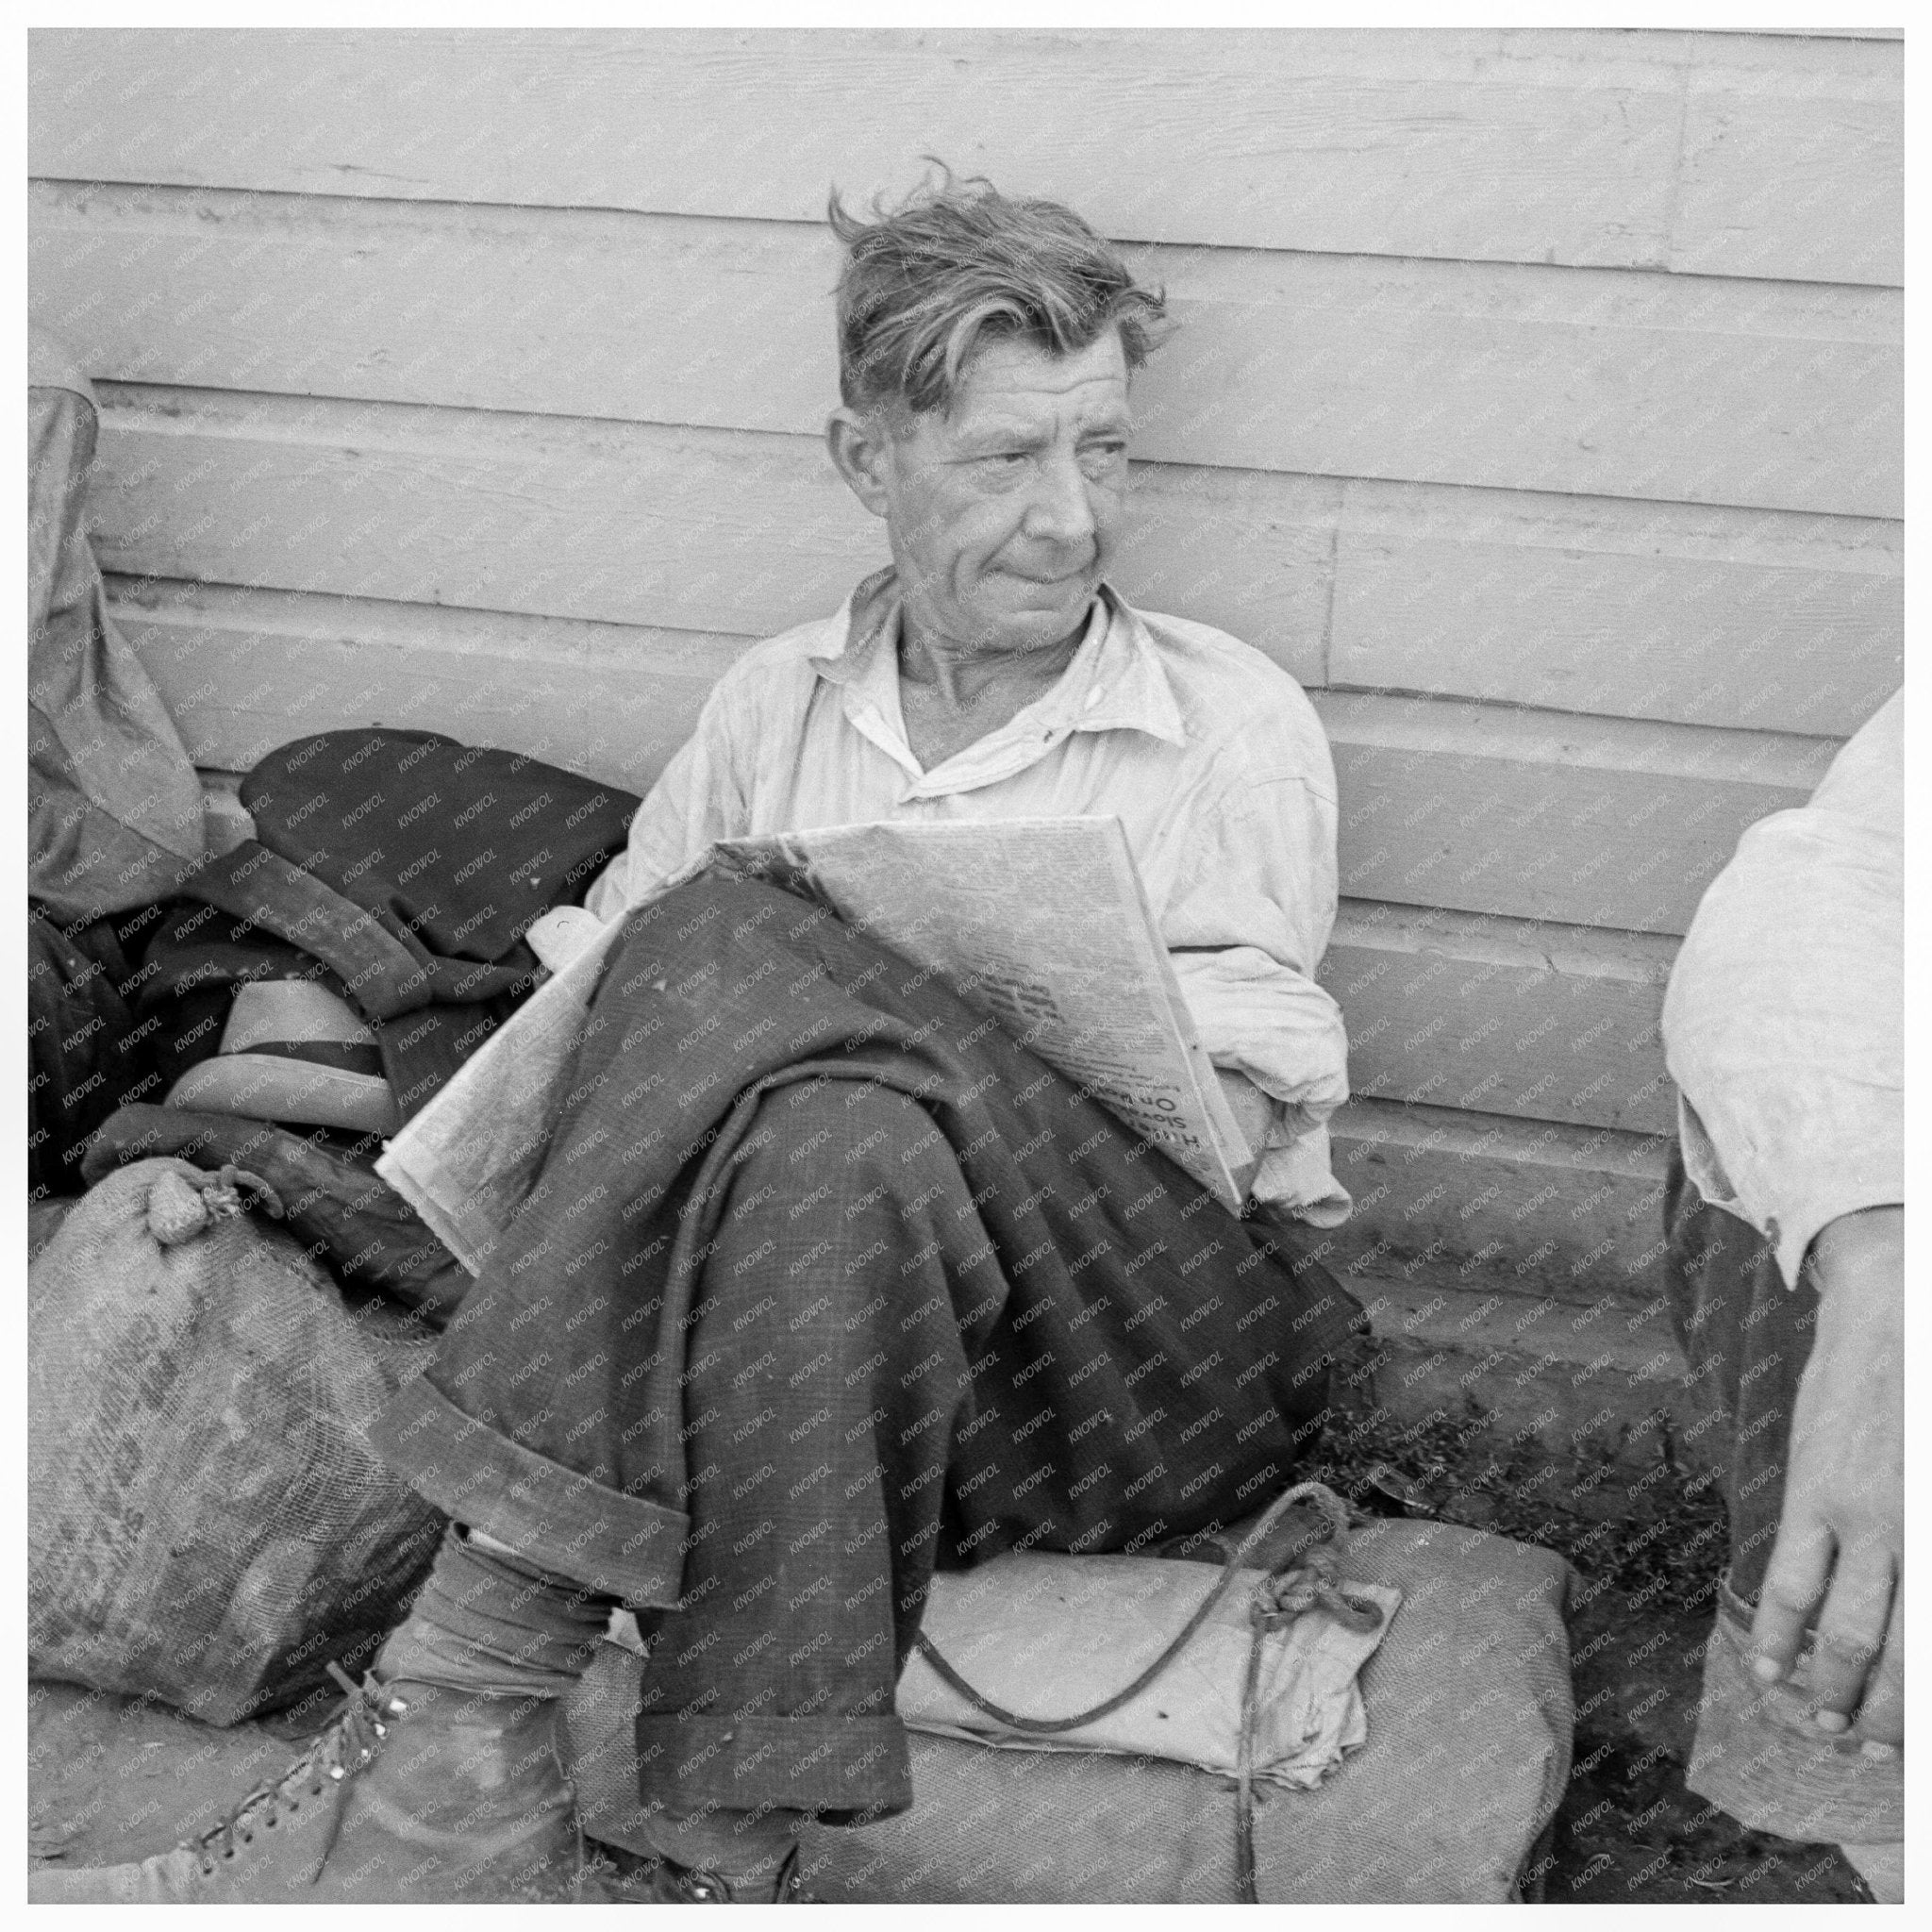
[975,453,1030,472]
[1079,443,1128,474]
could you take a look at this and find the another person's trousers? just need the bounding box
[1662,1146,1902,1847]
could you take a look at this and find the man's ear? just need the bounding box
[825,408,894,520]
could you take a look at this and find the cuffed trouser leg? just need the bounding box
[633,1080,986,1821]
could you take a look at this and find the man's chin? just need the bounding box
[974,581,1096,650]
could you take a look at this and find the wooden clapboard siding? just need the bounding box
[105,576,745,791]
[88,387,884,641]
[1324,1096,1693,1456]
[1674,50,1904,282]
[1126,251,1898,520]
[30,27,1902,1380]
[1328,481,1901,738]
[31,183,1904,516]
[36,180,1902,728]
[1324,904,1674,1136]
[83,382,1892,745]
[1325,1098,1671,1307]
[28,27,1901,284]
[1318,693,1831,934]
[88,384,1339,679]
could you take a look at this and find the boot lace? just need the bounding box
[191,1662,400,1878]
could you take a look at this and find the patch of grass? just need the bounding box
[1302,1398,1729,1614]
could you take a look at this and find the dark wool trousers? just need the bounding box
[371,878,1359,1820]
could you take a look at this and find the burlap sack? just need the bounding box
[28,1159,445,1725]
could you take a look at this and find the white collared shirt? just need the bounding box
[1662,689,1903,1286]
[585,569,1353,1223]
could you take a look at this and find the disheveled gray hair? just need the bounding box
[828,164,1170,421]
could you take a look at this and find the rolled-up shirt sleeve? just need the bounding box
[1164,763,1352,1223]
[1661,691,1902,1288]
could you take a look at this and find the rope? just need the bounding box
[913,1480,1386,1903]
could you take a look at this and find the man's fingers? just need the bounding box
[1852,1586,1905,1748]
[1802,1550,1895,1728]
[1750,1515,1833,1682]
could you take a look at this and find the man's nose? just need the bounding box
[1021,451,1100,552]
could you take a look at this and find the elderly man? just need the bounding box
[43,174,1357,1905]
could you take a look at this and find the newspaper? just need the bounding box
[376,907,632,1273]
[701,816,1254,1211]
[377,814,1253,1274]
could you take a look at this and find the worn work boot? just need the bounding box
[28,1663,582,1903]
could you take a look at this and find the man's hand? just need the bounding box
[1749,1205,1903,1744]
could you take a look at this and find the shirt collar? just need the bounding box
[808,569,1188,775]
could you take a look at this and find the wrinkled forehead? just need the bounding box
[916,331,1134,441]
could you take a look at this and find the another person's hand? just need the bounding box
[1749,1205,1903,1745]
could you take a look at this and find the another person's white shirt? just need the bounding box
[585,569,1353,1224]
[1662,690,1903,1286]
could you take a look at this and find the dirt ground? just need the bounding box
[26,1580,1870,1905]
[1304,1403,1874,1905]
[28,1408,1874,1905]
[1545,1590,1867,1904]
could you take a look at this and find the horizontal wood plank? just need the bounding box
[91,391,891,633]
[1323,901,1674,1135]
[1328,478,1901,737]
[1673,58,1903,282]
[1313,691,1835,934]
[1326,1096,1672,1308]
[108,578,746,794]
[1349,1277,1681,1390]
[1127,250,1898,519]
[32,183,1902,515]
[27,27,1900,283]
